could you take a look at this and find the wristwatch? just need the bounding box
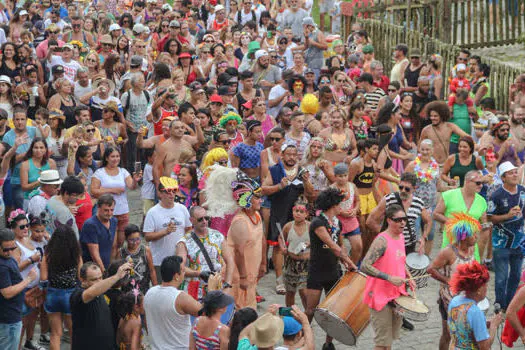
[223,282,233,289]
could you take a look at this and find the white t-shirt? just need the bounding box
[143,203,191,266]
[268,84,287,117]
[92,167,131,216]
[74,80,92,100]
[141,163,155,200]
[49,55,81,83]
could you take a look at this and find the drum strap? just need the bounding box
[191,232,216,273]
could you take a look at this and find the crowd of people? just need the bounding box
[1,0,525,349]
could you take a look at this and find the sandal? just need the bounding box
[276,283,286,295]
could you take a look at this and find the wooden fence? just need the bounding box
[355,18,524,111]
[341,0,525,48]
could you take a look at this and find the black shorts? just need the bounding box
[306,277,339,293]
[438,298,448,321]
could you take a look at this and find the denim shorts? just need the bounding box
[261,195,271,209]
[44,287,75,315]
[342,227,361,237]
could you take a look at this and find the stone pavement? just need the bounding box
[47,189,525,349]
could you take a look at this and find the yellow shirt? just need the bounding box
[8,118,33,129]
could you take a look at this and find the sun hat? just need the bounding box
[99,34,114,45]
[248,313,284,348]
[93,78,116,95]
[499,161,518,176]
[38,170,63,185]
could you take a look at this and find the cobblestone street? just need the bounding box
[49,189,525,349]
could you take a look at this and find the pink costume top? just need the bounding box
[247,114,275,143]
[336,183,359,234]
[363,231,407,311]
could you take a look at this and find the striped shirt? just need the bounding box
[385,193,425,247]
[365,88,387,111]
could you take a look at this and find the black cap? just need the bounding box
[218,86,234,96]
[52,65,64,74]
[199,291,234,315]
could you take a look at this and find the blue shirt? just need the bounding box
[488,185,525,250]
[44,6,69,18]
[0,256,24,324]
[448,295,489,348]
[233,142,264,169]
[3,127,37,184]
[80,215,117,268]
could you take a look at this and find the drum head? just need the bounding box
[395,296,429,314]
[406,253,430,269]
[314,308,357,346]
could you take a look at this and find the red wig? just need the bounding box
[449,261,489,295]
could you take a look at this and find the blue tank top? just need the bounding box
[388,126,404,153]
[24,158,51,199]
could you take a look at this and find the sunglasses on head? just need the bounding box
[160,188,177,194]
[196,216,210,223]
[399,185,411,192]
[390,216,408,223]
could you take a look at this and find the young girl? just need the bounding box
[34,108,50,139]
[119,224,157,294]
[279,198,311,308]
[116,291,145,350]
[190,291,233,350]
[331,163,361,264]
[0,75,15,120]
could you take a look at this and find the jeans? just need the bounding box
[0,321,22,350]
[494,247,523,309]
[44,287,75,315]
[10,184,23,210]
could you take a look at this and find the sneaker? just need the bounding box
[402,317,415,331]
[39,334,50,345]
[322,342,336,350]
[24,340,46,350]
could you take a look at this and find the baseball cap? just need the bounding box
[130,55,143,67]
[215,4,225,12]
[362,44,374,54]
[255,49,268,60]
[19,10,28,16]
[498,161,518,176]
[218,86,234,96]
[456,63,467,71]
[162,3,173,11]
[410,48,422,58]
[189,81,204,92]
[133,23,146,34]
[169,20,180,28]
[305,68,314,75]
[34,20,45,34]
[109,23,121,31]
[210,94,223,103]
[52,65,64,74]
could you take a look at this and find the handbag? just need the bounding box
[24,286,45,309]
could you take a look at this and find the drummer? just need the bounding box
[361,204,416,350]
[427,213,479,350]
[304,187,357,350]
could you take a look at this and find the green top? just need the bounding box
[470,80,491,119]
[441,188,487,262]
[449,154,478,187]
[450,103,471,144]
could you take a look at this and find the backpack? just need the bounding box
[237,9,256,25]
[123,89,151,117]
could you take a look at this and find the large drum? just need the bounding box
[406,253,430,289]
[314,271,370,346]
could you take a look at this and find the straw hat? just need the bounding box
[248,313,284,348]
[93,78,116,95]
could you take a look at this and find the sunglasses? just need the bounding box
[399,185,412,192]
[103,109,113,113]
[458,57,468,61]
[391,216,408,223]
[49,30,60,34]
[202,50,210,54]
[205,39,214,43]
[388,88,397,92]
[472,181,483,186]
[18,224,29,229]
[162,24,169,27]
[196,216,211,222]
[86,128,96,133]
[160,188,177,194]
[103,43,114,47]
[86,58,97,63]
[123,20,130,23]
[270,137,282,142]
[219,139,231,145]
[320,80,330,84]
[270,55,278,59]
[127,237,141,243]
[72,24,81,28]
[2,246,17,252]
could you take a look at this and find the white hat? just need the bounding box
[146,0,156,3]
[133,23,146,33]
[162,3,173,11]
[109,23,121,31]
[456,63,467,71]
[302,17,316,27]
[255,49,268,60]
[498,161,518,176]
[0,75,11,86]
[38,170,63,185]
[215,4,225,12]
[19,10,28,16]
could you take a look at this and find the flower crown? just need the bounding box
[8,209,26,225]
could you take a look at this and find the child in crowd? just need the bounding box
[141,147,156,216]
[279,197,310,308]
[331,163,361,264]
[119,224,157,294]
[34,107,50,139]
[116,291,145,350]
[449,63,471,94]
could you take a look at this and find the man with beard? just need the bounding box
[509,106,525,161]
[419,101,470,164]
[262,143,314,296]
[412,76,436,127]
[153,120,195,185]
[252,50,282,98]
[490,118,521,165]
[366,172,431,331]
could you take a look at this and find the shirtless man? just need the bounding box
[348,138,379,257]
[419,101,470,164]
[137,117,173,150]
[510,106,525,158]
[63,16,96,48]
[153,120,196,186]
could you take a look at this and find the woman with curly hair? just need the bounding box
[40,225,82,350]
[447,261,502,349]
[288,75,307,106]
[20,137,56,205]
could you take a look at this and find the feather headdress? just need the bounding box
[204,165,239,217]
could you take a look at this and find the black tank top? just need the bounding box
[354,163,375,189]
[404,64,424,88]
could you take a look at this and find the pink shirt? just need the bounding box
[363,231,407,311]
[248,114,275,143]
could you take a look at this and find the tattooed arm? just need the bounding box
[361,236,405,287]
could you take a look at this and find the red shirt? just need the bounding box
[373,75,390,93]
[75,193,93,231]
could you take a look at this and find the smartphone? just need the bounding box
[278,307,293,317]
[134,161,142,174]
